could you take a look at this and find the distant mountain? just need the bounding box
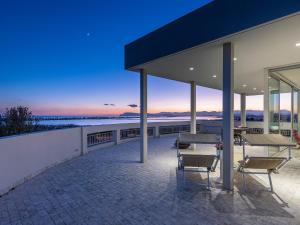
[120,111,220,117]
[121,110,265,118]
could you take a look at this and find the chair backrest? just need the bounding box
[182,154,217,169]
[244,157,286,170]
[292,129,300,144]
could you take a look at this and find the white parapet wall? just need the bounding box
[0,119,268,196]
[0,127,82,195]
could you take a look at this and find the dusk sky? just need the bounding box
[0,0,265,116]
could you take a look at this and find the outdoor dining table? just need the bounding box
[177,133,222,157]
[241,134,296,160]
[177,133,221,145]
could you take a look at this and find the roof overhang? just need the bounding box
[125,0,300,95]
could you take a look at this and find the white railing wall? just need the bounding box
[0,120,277,195]
[0,128,82,195]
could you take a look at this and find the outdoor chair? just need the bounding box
[178,153,219,190]
[292,129,300,146]
[234,131,242,145]
[174,139,190,149]
[237,156,287,192]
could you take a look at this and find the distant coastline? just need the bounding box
[20,110,270,126]
[0,109,288,135]
[31,110,267,121]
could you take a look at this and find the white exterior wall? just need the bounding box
[0,128,82,195]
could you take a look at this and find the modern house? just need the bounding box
[125,0,300,190]
[1,1,300,223]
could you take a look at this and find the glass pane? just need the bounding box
[280,81,292,137]
[293,90,298,131]
[269,77,280,134]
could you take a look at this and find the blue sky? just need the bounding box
[0,0,263,115]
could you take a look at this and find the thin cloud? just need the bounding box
[104,103,115,106]
[128,104,138,108]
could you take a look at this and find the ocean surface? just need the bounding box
[38,116,221,126]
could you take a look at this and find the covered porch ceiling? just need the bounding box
[129,13,300,95]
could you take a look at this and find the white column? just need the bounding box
[240,94,246,127]
[114,129,121,145]
[298,90,300,132]
[140,69,147,163]
[80,127,89,155]
[291,89,294,134]
[263,69,269,134]
[222,42,234,191]
[80,127,85,155]
[154,125,160,138]
[191,81,197,134]
[190,81,197,149]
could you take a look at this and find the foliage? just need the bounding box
[0,106,37,136]
[0,114,5,136]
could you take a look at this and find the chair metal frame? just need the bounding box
[176,133,221,190]
[237,156,287,192]
[178,153,219,190]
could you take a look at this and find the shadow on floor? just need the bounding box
[174,168,293,218]
[175,168,213,200]
[212,172,293,218]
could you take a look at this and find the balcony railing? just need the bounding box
[87,131,114,147]
[120,127,154,140]
[280,129,291,137]
[85,121,293,148]
[159,125,190,135]
[247,128,264,134]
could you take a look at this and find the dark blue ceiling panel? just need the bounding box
[125,0,300,69]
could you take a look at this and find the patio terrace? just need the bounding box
[125,0,300,191]
[1,136,299,225]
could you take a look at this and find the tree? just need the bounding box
[0,114,5,136]
[2,106,35,135]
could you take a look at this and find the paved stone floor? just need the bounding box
[0,136,300,225]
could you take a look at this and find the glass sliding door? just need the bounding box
[269,77,280,134]
[279,81,292,137]
[268,65,300,143]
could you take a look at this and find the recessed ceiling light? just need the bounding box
[242,84,247,87]
[296,43,300,47]
[253,87,257,91]
[233,57,237,61]
[189,67,194,71]
[212,74,217,78]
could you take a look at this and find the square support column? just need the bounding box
[240,94,246,127]
[140,69,147,163]
[291,89,294,134]
[222,42,234,191]
[295,91,300,133]
[190,81,197,149]
[263,69,269,134]
[191,81,197,134]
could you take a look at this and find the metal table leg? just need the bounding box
[243,138,246,160]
